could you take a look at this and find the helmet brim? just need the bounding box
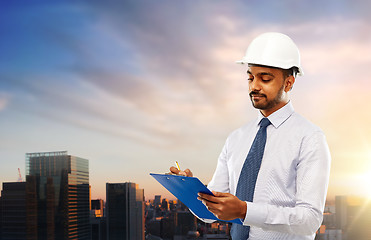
[235,60,304,76]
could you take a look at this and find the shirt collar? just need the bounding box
[256,101,295,129]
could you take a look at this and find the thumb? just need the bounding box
[170,166,180,174]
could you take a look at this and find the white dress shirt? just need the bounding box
[205,102,331,240]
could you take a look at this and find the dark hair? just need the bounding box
[248,64,299,79]
[282,67,299,79]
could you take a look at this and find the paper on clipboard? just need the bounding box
[150,173,243,225]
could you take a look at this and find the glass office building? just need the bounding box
[26,151,90,240]
[106,182,144,240]
[1,176,37,240]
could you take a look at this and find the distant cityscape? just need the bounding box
[1,151,371,240]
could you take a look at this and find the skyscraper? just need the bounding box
[106,182,144,240]
[0,195,2,240]
[345,198,371,239]
[335,195,347,231]
[0,196,3,240]
[90,199,106,240]
[154,195,161,207]
[26,151,90,240]
[1,176,37,240]
[91,199,104,218]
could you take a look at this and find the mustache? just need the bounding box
[249,91,266,98]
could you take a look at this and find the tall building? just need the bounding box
[335,195,347,231]
[0,195,2,240]
[106,182,144,240]
[91,199,104,218]
[346,199,371,239]
[1,176,37,240]
[174,211,197,236]
[154,195,161,207]
[161,198,169,211]
[91,217,106,240]
[91,199,106,240]
[26,151,90,240]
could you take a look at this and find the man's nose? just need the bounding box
[249,79,261,92]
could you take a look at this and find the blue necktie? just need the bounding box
[230,118,271,240]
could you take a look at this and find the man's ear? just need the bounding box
[284,75,295,92]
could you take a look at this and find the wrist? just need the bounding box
[239,200,247,219]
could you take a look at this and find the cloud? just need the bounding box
[0,92,10,111]
[4,2,371,154]
[2,3,371,149]
[27,2,254,143]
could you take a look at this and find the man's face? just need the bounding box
[247,65,289,115]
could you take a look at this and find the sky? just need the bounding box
[1,0,371,201]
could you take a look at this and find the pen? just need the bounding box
[175,161,181,171]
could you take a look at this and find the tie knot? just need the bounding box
[259,118,271,128]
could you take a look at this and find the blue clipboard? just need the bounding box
[150,173,243,225]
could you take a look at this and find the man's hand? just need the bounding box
[169,166,193,177]
[198,191,247,221]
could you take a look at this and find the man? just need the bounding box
[170,32,331,240]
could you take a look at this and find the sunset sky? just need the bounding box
[1,0,371,201]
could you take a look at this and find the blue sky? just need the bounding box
[1,0,371,200]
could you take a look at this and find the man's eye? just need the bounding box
[262,78,272,82]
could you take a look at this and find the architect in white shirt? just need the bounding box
[170,32,331,240]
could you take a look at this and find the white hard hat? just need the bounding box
[236,32,304,76]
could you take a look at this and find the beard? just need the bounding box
[249,84,285,110]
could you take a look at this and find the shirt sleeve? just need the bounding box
[242,130,331,235]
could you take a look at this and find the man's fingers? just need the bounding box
[199,191,245,220]
[198,197,215,208]
[184,169,193,177]
[198,193,219,203]
[212,191,231,197]
[169,167,193,177]
[205,201,218,209]
[170,167,186,176]
[199,199,222,217]
[169,166,180,174]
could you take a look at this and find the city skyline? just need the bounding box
[1,1,371,201]
[2,151,369,239]
[3,151,371,202]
